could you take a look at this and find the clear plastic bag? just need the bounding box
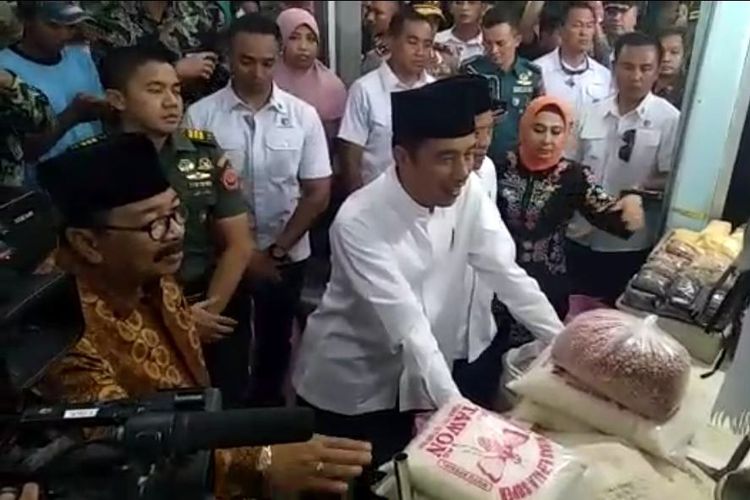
[551,310,691,422]
[401,398,586,500]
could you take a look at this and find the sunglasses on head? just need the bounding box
[619,129,636,162]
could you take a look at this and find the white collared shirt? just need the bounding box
[534,48,613,120]
[435,28,484,65]
[185,83,331,262]
[571,92,681,252]
[454,157,498,362]
[338,63,435,186]
[293,166,562,415]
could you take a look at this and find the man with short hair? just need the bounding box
[340,8,436,194]
[186,14,332,407]
[594,0,640,67]
[39,134,372,499]
[361,0,401,75]
[462,6,544,166]
[435,1,487,65]
[100,43,254,408]
[0,0,106,174]
[534,1,612,118]
[567,31,680,304]
[294,77,562,493]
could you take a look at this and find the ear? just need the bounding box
[105,88,127,113]
[393,144,413,170]
[65,228,104,265]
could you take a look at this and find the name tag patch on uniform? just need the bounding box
[513,86,534,93]
[197,157,214,171]
[178,159,195,173]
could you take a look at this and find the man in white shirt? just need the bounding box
[534,1,612,120]
[338,8,436,194]
[185,14,332,407]
[294,77,562,491]
[435,1,487,65]
[567,31,680,305]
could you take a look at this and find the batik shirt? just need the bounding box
[43,273,262,499]
[0,73,54,186]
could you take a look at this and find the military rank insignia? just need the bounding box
[183,129,216,146]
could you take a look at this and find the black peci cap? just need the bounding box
[38,133,171,226]
[392,77,477,146]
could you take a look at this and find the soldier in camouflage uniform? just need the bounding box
[82,1,229,104]
[94,44,255,408]
[0,69,54,186]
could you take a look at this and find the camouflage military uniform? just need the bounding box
[462,55,544,165]
[83,1,229,103]
[0,72,54,186]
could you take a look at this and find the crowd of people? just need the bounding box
[0,1,698,499]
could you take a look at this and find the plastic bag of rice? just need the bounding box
[508,359,708,460]
[404,398,586,500]
[551,310,691,421]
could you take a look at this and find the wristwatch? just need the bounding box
[256,445,273,474]
[268,243,288,261]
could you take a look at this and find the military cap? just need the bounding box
[38,133,170,224]
[391,77,477,146]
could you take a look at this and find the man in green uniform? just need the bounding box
[94,43,255,408]
[0,69,54,186]
[462,6,543,166]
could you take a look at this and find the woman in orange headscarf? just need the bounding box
[495,96,644,328]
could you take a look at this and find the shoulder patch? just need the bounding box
[183,128,217,146]
[69,134,108,151]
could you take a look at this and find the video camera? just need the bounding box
[0,187,314,499]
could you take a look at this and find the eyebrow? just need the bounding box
[137,194,180,217]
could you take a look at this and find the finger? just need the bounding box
[319,463,365,480]
[202,52,219,62]
[19,484,38,500]
[304,477,349,495]
[317,436,373,452]
[0,487,19,500]
[319,448,373,467]
[194,297,219,309]
[203,312,238,327]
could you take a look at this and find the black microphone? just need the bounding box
[124,407,315,456]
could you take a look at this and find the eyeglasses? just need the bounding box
[101,205,187,242]
[619,129,636,162]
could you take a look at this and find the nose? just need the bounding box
[164,90,180,107]
[166,216,186,240]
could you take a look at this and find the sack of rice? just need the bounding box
[551,310,691,421]
[405,398,586,500]
[508,359,708,460]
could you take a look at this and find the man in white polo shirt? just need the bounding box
[185,14,331,407]
[534,1,611,119]
[339,7,435,194]
[435,1,487,65]
[567,31,680,305]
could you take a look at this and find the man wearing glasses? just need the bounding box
[94,44,255,409]
[567,31,680,305]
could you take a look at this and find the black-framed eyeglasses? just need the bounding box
[101,205,187,242]
[619,129,636,162]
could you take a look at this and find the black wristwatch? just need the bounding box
[268,243,288,262]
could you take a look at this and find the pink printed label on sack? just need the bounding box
[417,404,556,499]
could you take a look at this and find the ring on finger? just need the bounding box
[315,461,325,475]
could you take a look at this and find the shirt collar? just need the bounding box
[553,47,592,73]
[378,62,431,92]
[447,28,483,46]
[605,92,656,120]
[222,81,287,114]
[385,166,432,220]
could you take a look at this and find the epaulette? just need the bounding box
[183,128,217,146]
[68,133,108,151]
[524,60,543,75]
[461,54,485,73]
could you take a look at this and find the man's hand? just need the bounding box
[191,297,238,343]
[613,194,645,232]
[267,436,373,495]
[246,249,283,283]
[175,52,218,81]
[0,484,40,500]
[68,93,110,124]
[0,69,13,90]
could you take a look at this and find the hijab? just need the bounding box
[274,8,347,124]
[518,95,573,172]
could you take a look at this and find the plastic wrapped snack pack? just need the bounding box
[551,310,691,421]
[403,398,586,500]
[508,360,709,460]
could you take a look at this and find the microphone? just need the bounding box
[124,407,315,456]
